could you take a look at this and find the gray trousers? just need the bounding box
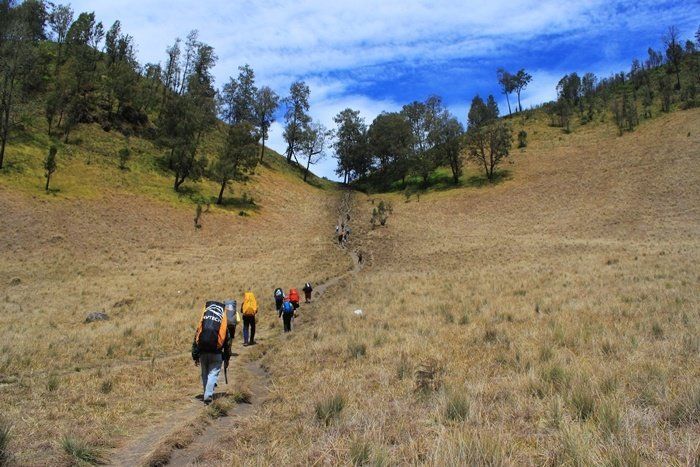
[199,352,222,400]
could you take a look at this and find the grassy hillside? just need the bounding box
[0,120,347,464]
[207,108,700,465]
[0,105,698,464]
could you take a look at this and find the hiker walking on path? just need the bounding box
[241,290,258,346]
[224,299,239,341]
[273,287,284,312]
[288,287,300,311]
[191,300,231,404]
[303,282,313,303]
[279,297,295,332]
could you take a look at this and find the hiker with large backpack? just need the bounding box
[302,282,313,303]
[241,290,258,346]
[288,287,300,310]
[191,300,231,404]
[273,287,284,312]
[279,297,295,332]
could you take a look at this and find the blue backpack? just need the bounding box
[281,301,294,314]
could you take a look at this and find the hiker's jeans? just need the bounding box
[282,313,293,332]
[243,315,256,344]
[199,352,222,400]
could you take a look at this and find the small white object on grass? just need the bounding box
[353,309,363,317]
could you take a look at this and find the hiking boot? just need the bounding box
[204,396,213,405]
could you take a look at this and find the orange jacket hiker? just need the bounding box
[288,288,300,303]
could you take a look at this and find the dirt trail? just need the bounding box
[107,191,363,466]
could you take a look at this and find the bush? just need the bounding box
[370,200,393,228]
[570,384,596,420]
[347,341,366,359]
[100,379,113,394]
[61,436,103,465]
[517,129,527,148]
[315,394,345,426]
[118,147,131,170]
[46,375,60,392]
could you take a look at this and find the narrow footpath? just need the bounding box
[108,190,364,466]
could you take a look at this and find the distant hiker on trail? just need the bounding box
[338,230,344,245]
[344,228,351,243]
[357,251,363,264]
[288,287,300,310]
[225,299,240,341]
[335,225,340,234]
[191,300,231,404]
[279,297,295,332]
[274,287,284,312]
[241,291,258,346]
[303,282,313,303]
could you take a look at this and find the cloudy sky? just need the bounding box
[70,0,698,179]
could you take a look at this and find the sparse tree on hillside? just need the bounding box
[465,94,512,181]
[220,64,257,126]
[254,85,279,162]
[497,68,516,116]
[430,112,464,184]
[48,3,73,74]
[0,0,46,169]
[664,26,683,90]
[160,38,181,108]
[402,96,444,186]
[333,108,369,183]
[645,47,663,69]
[300,121,331,182]
[44,145,57,191]
[283,80,311,164]
[367,111,413,185]
[212,121,258,204]
[513,69,532,112]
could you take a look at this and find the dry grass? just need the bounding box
[0,108,698,464]
[0,122,349,464]
[214,108,700,465]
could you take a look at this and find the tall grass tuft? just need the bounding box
[667,385,700,426]
[431,429,508,466]
[570,384,596,420]
[596,400,622,437]
[61,436,103,465]
[0,418,11,466]
[349,438,371,466]
[347,341,367,359]
[444,391,470,422]
[315,394,345,426]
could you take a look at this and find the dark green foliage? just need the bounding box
[283,80,311,163]
[333,108,369,183]
[517,129,527,148]
[118,147,130,170]
[611,92,638,135]
[465,95,512,181]
[212,121,258,204]
[370,200,392,227]
[44,145,57,191]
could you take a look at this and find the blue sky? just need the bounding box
[70,0,699,179]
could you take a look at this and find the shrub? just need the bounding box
[100,379,113,394]
[651,322,664,339]
[517,129,527,148]
[118,147,131,170]
[444,391,470,422]
[347,341,366,359]
[315,394,345,426]
[414,358,442,395]
[370,200,393,228]
[47,375,60,392]
[61,436,103,465]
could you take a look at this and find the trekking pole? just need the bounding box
[224,359,229,384]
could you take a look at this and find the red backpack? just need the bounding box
[288,288,300,303]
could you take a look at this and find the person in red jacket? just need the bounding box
[288,288,300,310]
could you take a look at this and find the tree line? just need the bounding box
[0,0,334,202]
[1,2,698,196]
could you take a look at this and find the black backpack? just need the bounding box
[195,301,226,353]
[274,288,284,298]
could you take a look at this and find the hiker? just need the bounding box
[191,300,231,404]
[344,228,351,243]
[288,287,300,310]
[335,225,340,234]
[303,282,313,303]
[357,251,363,263]
[274,287,284,312]
[338,230,344,245]
[224,299,240,341]
[279,297,295,332]
[241,290,258,345]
